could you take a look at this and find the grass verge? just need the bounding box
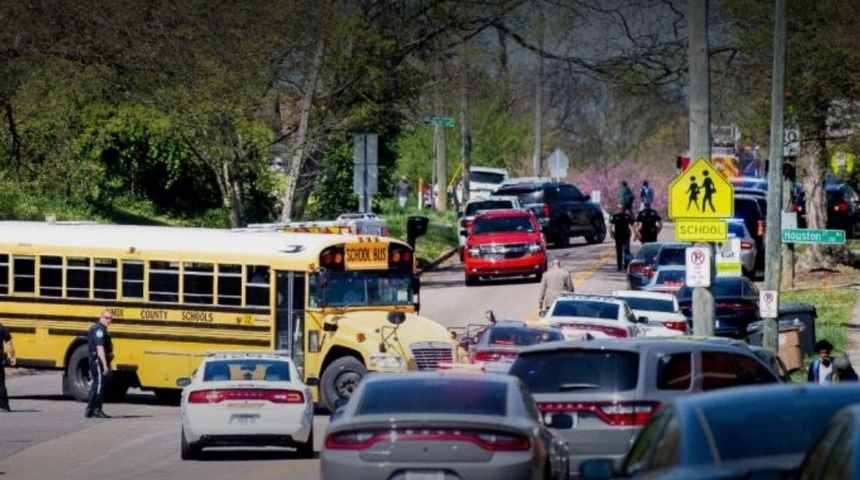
[784,287,856,382]
[376,200,458,267]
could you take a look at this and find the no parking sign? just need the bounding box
[685,247,711,287]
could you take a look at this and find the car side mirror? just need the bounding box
[638,316,650,324]
[176,377,191,387]
[539,309,547,318]
[584,195,591,202]
[305,377,320,387]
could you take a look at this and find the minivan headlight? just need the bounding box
[528,242,542,253]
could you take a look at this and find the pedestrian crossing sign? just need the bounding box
[668,158,734,219]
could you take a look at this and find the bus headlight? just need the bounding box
[369,354,407,372]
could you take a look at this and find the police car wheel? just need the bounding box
[181,428,201,460]
[295,428,314,459]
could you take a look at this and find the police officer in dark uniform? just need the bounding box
[635,201,663,243]
[85,310,114,418]
[609,203,635,271]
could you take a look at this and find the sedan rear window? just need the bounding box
[487,327,565,346]
[356,379,508,416]
[510,350,639,393]
[202,359,289,382]
[551,300,619,320]
[465,200,515,216]
[657,248,686,266]
[619,297,675,313]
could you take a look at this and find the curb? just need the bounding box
[418,247,458,276]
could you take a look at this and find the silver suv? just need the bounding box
[508,337,781,474]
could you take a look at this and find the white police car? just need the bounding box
[178,351,314,460]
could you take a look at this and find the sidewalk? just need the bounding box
[847,286,860,369]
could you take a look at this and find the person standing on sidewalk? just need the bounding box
[538,259,573,312]
[0,322,15,412]
[609,203,635,271]
[396,176,410,208]
[85,310,114,418]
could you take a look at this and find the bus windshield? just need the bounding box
[309,270,414,308]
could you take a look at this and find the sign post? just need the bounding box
[668,157,735,336]
[547,148,569,180]
[353,134,379,213]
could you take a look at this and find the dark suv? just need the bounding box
[494,179,606,247]
[826,182,860,237]
[734,194,766,270]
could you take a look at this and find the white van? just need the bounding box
[468,166,509,200]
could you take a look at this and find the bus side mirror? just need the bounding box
[406,216,429,251]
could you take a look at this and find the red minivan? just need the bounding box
[463,209,547,286]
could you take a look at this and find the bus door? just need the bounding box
[275,271,306,375]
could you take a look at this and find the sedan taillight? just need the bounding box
[539,401,661,426]
[473,350,519,363]
[324,428,531,451]
[188,388,304,404]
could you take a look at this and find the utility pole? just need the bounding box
[763,0,788,354]
[460,37,472,206]
[688,0,714,336]
[434,86,447,212]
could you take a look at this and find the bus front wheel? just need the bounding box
[320,357,366,412]
[66,345,92,402]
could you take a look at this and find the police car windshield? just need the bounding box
[309,270,414,308]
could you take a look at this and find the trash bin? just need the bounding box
[778,327,803,372]
[778,303,817,355]
[745,303,817,356]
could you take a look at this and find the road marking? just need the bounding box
[570,245,616,288]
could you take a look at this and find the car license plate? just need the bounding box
[405,472,444,480]
[230,414,259,425]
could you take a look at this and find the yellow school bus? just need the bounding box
[0,221,456,409]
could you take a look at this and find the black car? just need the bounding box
[494,179,606,247]
[676,276,760,338]
[826,182,860,237]
[580,383,860,480]
[733,194,766,270]
[626,243,663,290]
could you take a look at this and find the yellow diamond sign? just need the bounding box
[668,158,734,219]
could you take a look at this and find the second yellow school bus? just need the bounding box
[0,221,456,410]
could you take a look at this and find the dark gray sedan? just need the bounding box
[580,383,860,480]
[320,371,570,480]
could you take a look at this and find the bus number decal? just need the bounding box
[141,309,168,320]
[345,243,388,270]
[182,311,214,323]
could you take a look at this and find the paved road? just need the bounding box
[0,228,673,480]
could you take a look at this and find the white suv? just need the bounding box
[468,166,509,200]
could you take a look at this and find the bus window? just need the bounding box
[94,258,118,300]
[246,265,269,307]
[183,262,213,305]
[217,264,241,306]
[39,256,63,298]
[149,260,178,303]
[122,260,144,299]
[67,257,90,299]
[13,256,35,294]
[0,254,8,295]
